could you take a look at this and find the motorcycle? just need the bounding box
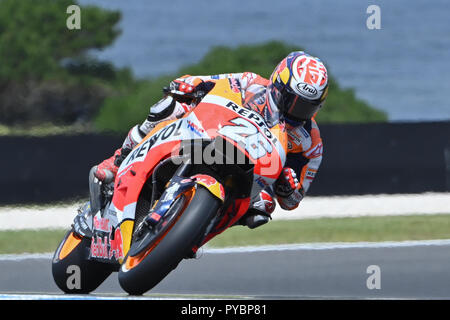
[52,78,288,295]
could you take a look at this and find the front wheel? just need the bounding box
[52,230,115,294]
[118,186,221,295]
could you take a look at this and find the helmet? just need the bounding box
[268,51,328,123]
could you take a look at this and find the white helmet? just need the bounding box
[268,51,329,122]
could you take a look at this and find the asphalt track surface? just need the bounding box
[1,240,450,300]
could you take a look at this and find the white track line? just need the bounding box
[0,293,168,300]
[0,253,53,261]
[201,239,450,254]
[3,239,450,261]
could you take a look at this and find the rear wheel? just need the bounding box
[52,230,115,294]
[118,186,221,295]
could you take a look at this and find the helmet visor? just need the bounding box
[270,84,321,122]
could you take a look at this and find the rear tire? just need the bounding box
[52,230,115,294]
[118,186,221,295]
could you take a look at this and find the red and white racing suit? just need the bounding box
[99,72,323,219]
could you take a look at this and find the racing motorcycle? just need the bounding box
[52,78,288,295]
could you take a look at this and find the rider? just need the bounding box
[93,51,328,229]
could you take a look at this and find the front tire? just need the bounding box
[52,230,115,294]
[118,186,221,295]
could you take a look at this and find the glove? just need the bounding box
[169,75,204,96]
[275,167,304,210]
[275,167,300,197]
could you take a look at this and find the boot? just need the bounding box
[235,190,275,229]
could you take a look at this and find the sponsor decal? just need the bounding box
[93,216,110,232]
[125,121,183,166]
[223,101,275,141]
[187,119,205,136]
[162,183,180,202]
[287,127,310,149]
[198,94,287,175]
[150,212,161,222]
[307,142,323,158]
[300,127,310,139]
[296,82,318,98]
[287,130,302,145]
[90,235,108,259]
[192,174,225,201]
[201,95,270,134]
[255,176,269,188]
[228,78,241,93]
[90,227,124,261]
[192,174,217,187]
[306,169,317,180]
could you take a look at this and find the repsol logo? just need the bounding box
[296,82,317,97]
[225,101,266,128]
[224,101,276,143]
[125,121,182,165]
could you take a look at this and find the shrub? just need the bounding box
[0,0,122,125]
[95,41,387,133]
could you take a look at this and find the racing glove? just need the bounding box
[169,75,204,95]
[274,167,304,210]
[167,75,215,101]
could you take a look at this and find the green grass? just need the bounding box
[0,123,95,136]
[207,214,450,248]
[1,215,450,254]
[0,229,67,254]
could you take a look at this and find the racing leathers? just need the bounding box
[94,72,323,227]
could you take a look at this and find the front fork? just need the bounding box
[145,163,226,227]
